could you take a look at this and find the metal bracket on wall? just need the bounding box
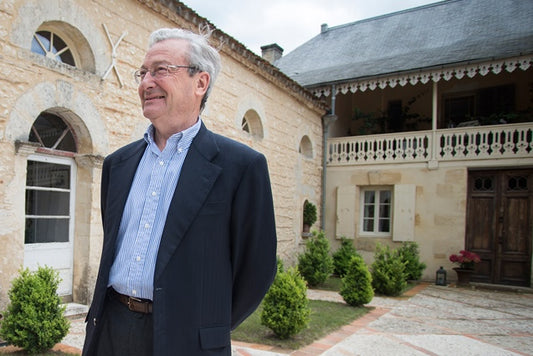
[102,24,127,88]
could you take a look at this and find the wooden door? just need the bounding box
[466,169,532,286]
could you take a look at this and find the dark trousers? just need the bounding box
[95,292,154,356]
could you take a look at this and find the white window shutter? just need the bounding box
[336,185,356,239]
[392,184,416,241]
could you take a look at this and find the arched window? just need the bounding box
[241,109,264,139]
[299,135,313,158]
[241,117,250,133]
[29,112,77,153]
[31,31,76,66]
[29,22,96,72]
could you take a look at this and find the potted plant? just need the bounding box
[449,250,481,286]
[302,200,317,234]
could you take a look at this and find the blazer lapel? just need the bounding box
[154,124,221,282]
[104,140,147,251]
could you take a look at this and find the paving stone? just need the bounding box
[57,284,533,355]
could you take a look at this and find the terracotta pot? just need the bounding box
[453,267,474,286]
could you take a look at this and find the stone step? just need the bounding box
[64,302,89,319]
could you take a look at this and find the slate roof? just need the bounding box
[275,0,533,88]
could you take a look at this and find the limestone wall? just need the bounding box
[0,0,324,308]
[325,163,469,281]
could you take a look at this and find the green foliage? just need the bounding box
[303,200,317,227]
[276,256,285,273]
[298,231,334,287]
[0,266,69,354]
[340,255,374,306]
[397,242,426,281]
[332,237,359,277]
[371,244,407,296]
[261,267,310,339]
[234,299,368,350]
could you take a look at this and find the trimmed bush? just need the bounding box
[298,231,334,287]
[0,266,69,354]
[340,255,374,306]
[371,243,407,296]
[332,237,359,277]
[397,242,426,281]
[303,200,317,227]
[261,266,310,339]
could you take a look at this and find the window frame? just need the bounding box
[24,154,76,246]
[31,30,77,67]
[240,109,264,139]
[359,186,393,237]
[29,111,78,154]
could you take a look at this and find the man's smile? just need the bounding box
[145,95,165,101]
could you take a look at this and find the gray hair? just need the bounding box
[149,27,221,111]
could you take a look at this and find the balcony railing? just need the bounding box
[327,123,533,166]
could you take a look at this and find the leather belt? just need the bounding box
[109,288,153,314]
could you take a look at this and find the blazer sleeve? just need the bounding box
[230,153,277,329]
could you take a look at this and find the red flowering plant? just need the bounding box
[449,250,481,270]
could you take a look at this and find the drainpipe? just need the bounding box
[321,85,338,230]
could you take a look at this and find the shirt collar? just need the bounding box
[143,118,202,153]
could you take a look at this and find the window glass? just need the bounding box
[26,161,70,188]
[31,31,76,66]
[25,190,70,215]
[361,188,392,234]
[29,112,77,152]
[25,160,71,244]
[25,218,69,243]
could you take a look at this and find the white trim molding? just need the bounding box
[312,54,533,98]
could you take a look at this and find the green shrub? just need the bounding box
[397,242,426,281]
[298,231,334,287]
[303,200,317,227]
[332,237,359,277]
[0,266,70,354]
[371,244,407,296]
[340,255,374,306]
[261,267,310,339]
[276,256,285,273]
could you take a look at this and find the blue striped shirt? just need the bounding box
[108,119,201,300]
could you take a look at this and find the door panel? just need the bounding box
[23,155,75,296]
[466,169,532,286]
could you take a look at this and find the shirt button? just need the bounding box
[152,191,157,196]
[178,148,183,153]
[136,256,141,261]
[144,223,150,229]
[132,290,137,295]
[159,160,164,166]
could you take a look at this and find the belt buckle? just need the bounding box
[127,296,142,311]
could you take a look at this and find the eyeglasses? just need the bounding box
[134,64,199,83]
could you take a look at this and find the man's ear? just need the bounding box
[195,72,210,96]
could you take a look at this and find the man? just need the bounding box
[82,28,277,356]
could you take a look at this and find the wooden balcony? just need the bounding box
[327,122,533,166]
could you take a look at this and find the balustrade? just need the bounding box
[327,123,533,166]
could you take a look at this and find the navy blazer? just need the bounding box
[83,123,277,355]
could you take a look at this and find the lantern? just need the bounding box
[435,266,447,286]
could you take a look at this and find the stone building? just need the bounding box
[0,0,325,308]
[276,0,533,286]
